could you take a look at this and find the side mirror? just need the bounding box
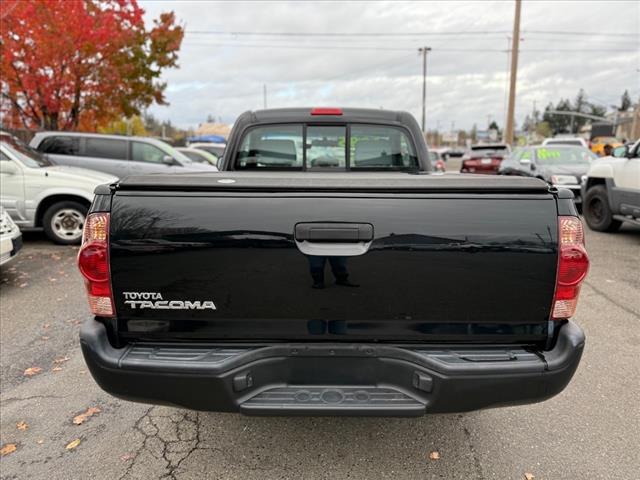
[0,161,18,175]
[162,155,176,166]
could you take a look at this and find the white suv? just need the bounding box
[581,139,640,232]
[1,134,117,244]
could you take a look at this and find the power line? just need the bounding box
[186,29,636,38]
[184,42,636,53]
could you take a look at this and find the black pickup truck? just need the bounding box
[79,108,589,416]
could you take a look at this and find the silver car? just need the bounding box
[30,132,217,178]
[1,134,117,244]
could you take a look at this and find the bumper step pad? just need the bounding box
[241,386,425,416]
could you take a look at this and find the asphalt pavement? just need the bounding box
[1,223,639,480]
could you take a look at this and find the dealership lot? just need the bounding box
[1,226,638,480]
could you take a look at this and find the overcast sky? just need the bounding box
[141,0,639,131]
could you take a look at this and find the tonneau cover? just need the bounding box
[115,172,550,193]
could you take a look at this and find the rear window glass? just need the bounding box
[234,124,417,170]
[236,125,303,169]
[307,126,346,169]
[38,136,79,155]
[350,125,418,169]
[85,138,127,160]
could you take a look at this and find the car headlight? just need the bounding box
[551,175,578,185]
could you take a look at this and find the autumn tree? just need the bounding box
[0,0,183,131]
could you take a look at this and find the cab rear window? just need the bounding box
[234,124,418,170]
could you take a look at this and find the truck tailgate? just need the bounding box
[109,174,558,343]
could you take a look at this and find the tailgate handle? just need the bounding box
[295,223,373,242]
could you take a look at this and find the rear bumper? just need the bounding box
[0,232,22,267]
[80,320,585,416]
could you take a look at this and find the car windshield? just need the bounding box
[195,145,224,157]
[1,135,52,167]
[161,143,194,164]
[180,150,207,162]
[535,147,595,165]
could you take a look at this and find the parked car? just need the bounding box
[542,136,589,148]
[189,142,226,162]
[176,147,220,167]
[499,145,596,207]
[79,108,587,416]
[0,206,22,266]
[590,136,622,156]
[428,150,446,172]
[30,132,217,178]
[582,139,640,231]
[1,134,117,244]
[460,143,511,174]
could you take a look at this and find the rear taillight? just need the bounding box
[78,213,114,316]
[551,216,589,319]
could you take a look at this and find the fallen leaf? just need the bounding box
[53,356,70,364]
[18,283,28,288]
[66,438,81,450]
[73,407,101,425]
[52,367,63,372]
[524,474,535,480]
[121,453,135,461]
[23,367,42,377]
[36,439,44,445]
[48,278,57,282]
[429,451,440,460]
[16,421,28,431]
[0,443,17,456]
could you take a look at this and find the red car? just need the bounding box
[460,144,511,174]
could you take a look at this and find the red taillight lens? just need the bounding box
[78,243,109,282]
[310,107,343,116]
[77,213,114,317]
[551,216,589,319]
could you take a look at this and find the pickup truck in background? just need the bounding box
[79,108,588,416]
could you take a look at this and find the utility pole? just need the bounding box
[502,36,511,135]
[504,0,521,145]
[263,84,267,109]
[419,46,431,133]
